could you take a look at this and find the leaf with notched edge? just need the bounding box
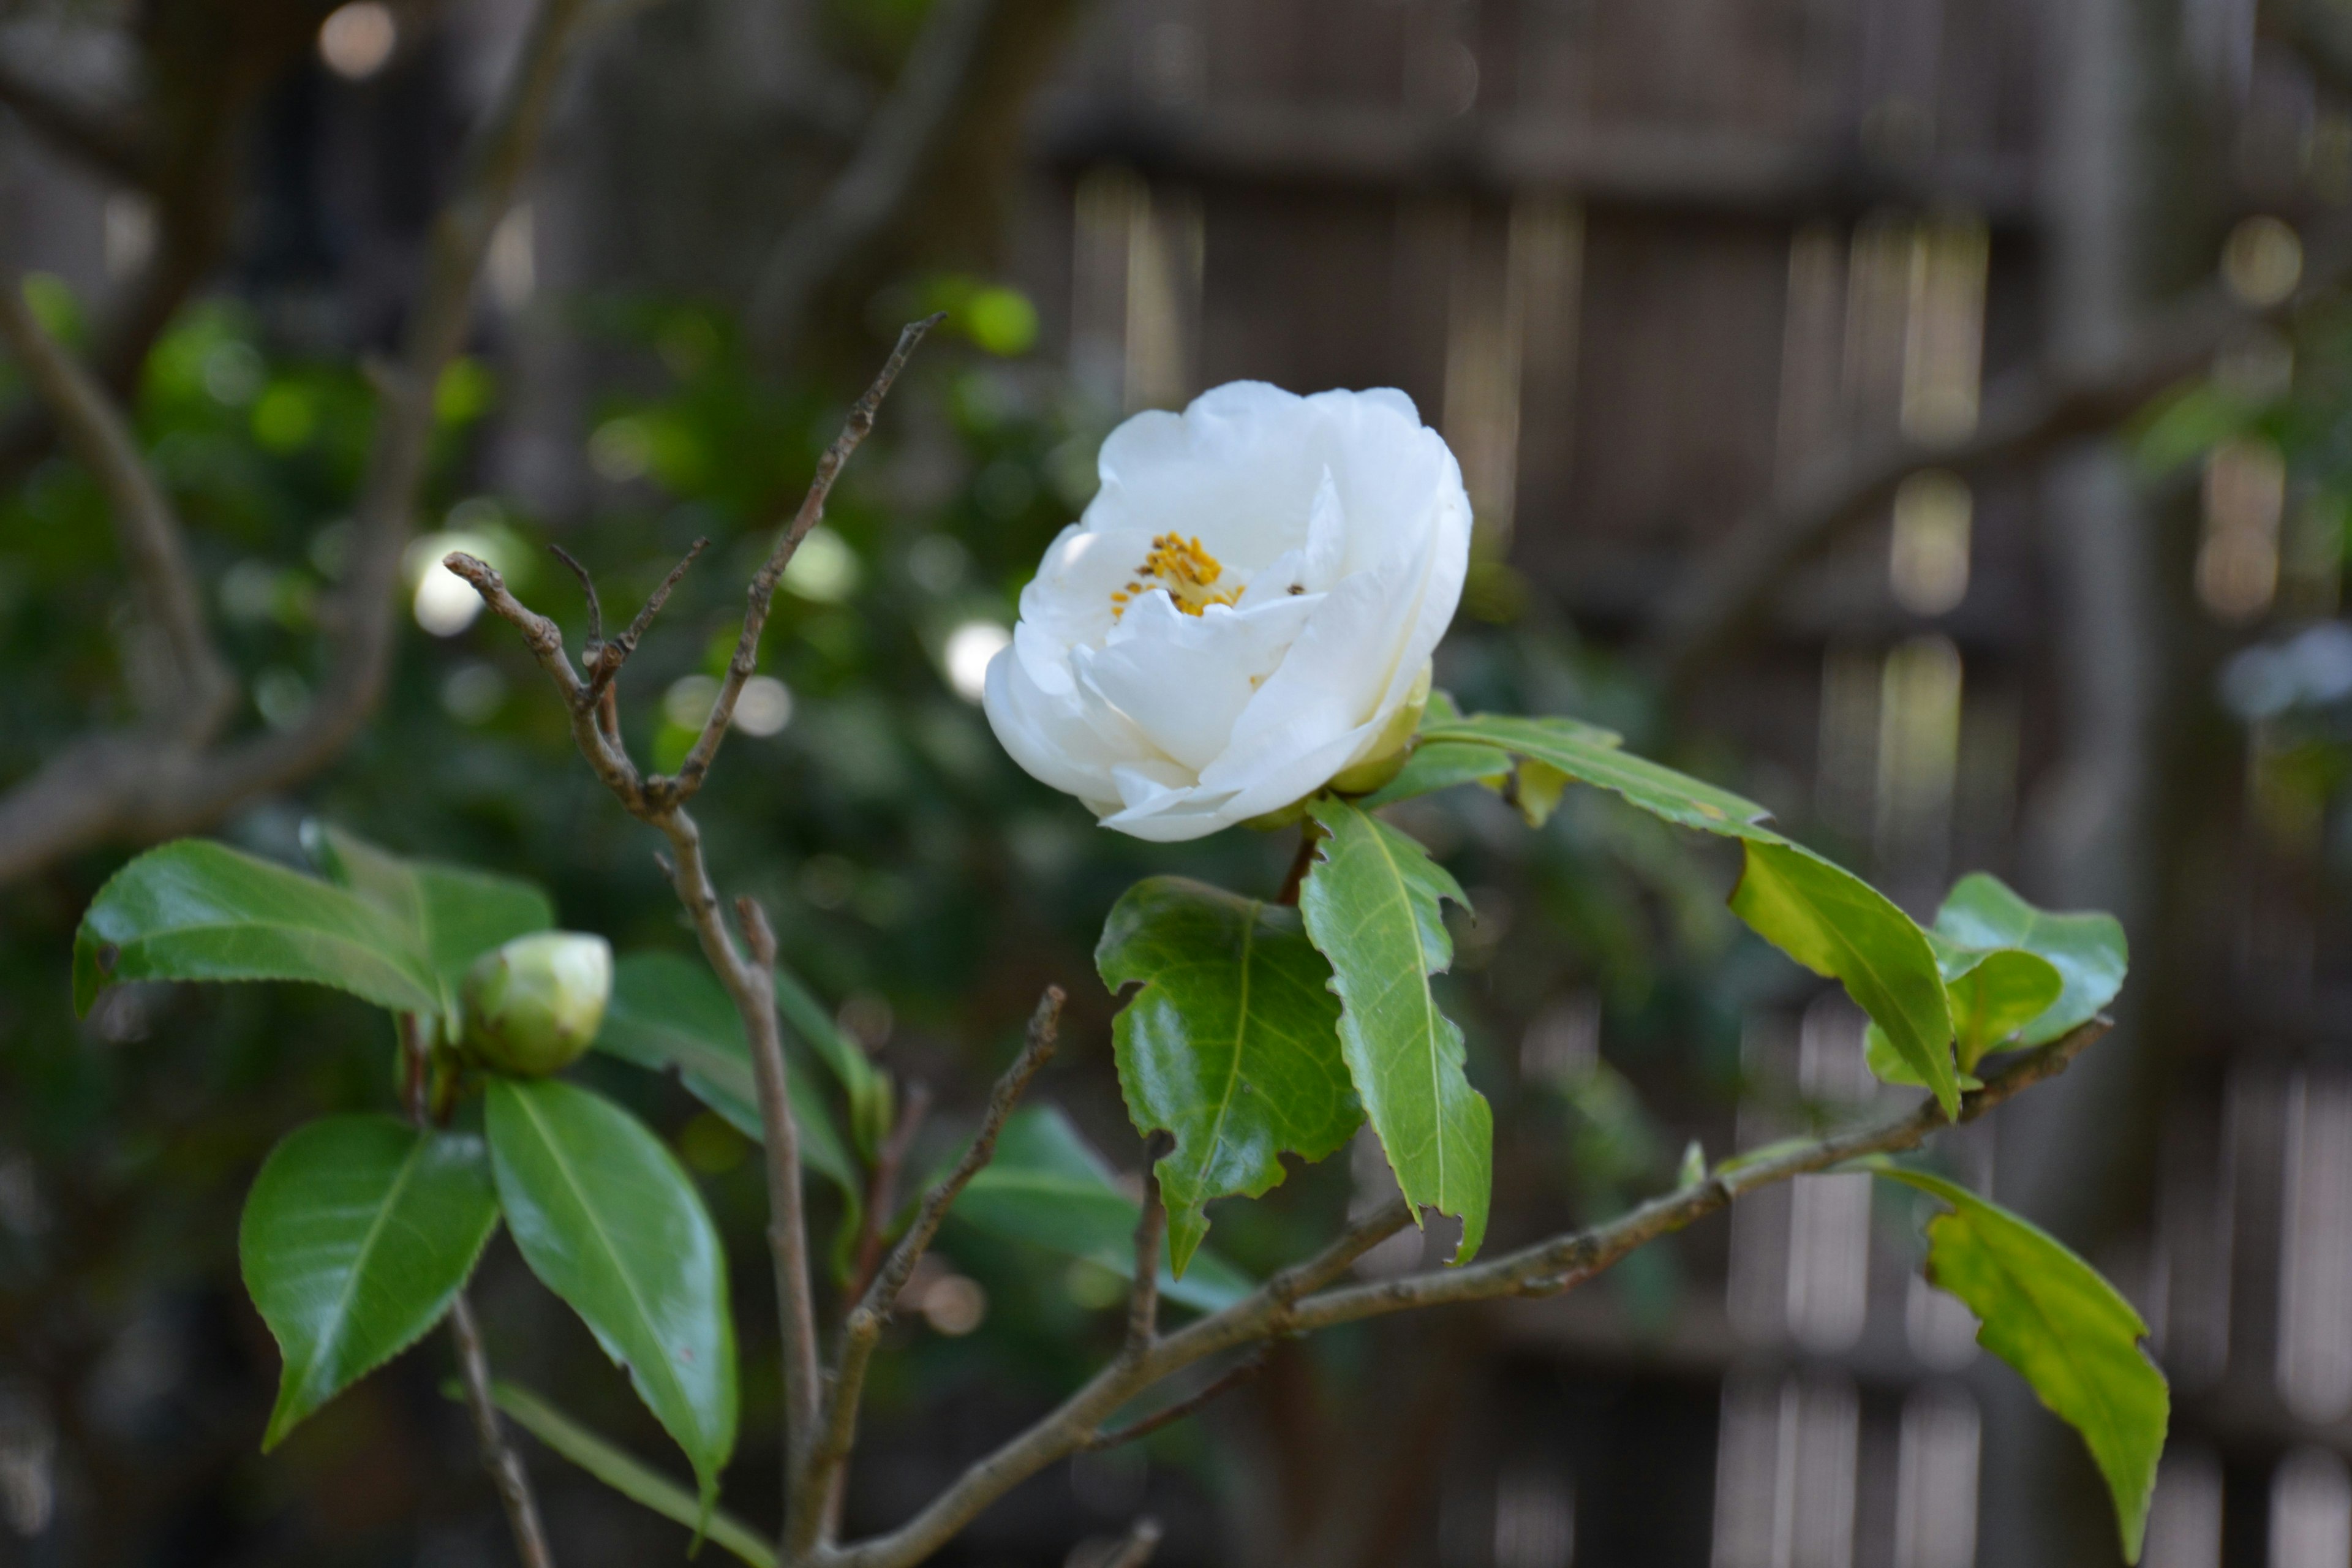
[1099,876,1359,1275]
[240,1116,499,1449]
[1875,1167,2167,1563]
[1299,797,1491,1264]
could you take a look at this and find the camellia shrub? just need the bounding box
[72,326,2162,1568]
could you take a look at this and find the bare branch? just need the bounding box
[848,1081,935,1304]
[1638,222,2352,687]
[591,538,709,699]
[443,552,643,805]
[1081,1352,1264,1452]
[0,273,232,731]
[0,56,151,189]
[548,544,605,657]
[826,1019,2109,1568]
[794,989,1063,1556]
[667,314,941,804]
[448,1292,559,1568]
[747,0,993,350]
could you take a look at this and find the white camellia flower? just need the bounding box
[982,382,1471,842]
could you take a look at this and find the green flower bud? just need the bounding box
[460,932,612,1077]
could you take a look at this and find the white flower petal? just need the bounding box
[984,382,1472,840]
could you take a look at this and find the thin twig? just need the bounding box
[396,1017,554,1567]
[1081,1352,1265,1452]
[449,1292,559,1568]
[666,315,941,804]
[849,1082,935,1305]
[1125,1137,1168,1355]
[666,847,823,1507]
[791,989,1063,1557]
[0,273,230,733]
[548,544,605,658]
[824,1019,2111,1568]
[592,538,710,698]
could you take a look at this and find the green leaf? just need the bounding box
[239,1115,499,1450]
[1875,1169,2167,1562]
[1357,740,1513,809]
[1422,716,1967,1119]
[1298,797,1491,1264]
[595,951,860,1200]
[461,1379,775,1568]
[950,1106,1254,1312]
[1934,940,2064,1068]
[1932,873,2127,1047]
[75,840,440,1017]
[487,1077,737,1507]
[773,963,892,1159]
[1417,712,1775,835]
[304,821,553,1032]
[1098,876,1359,1275]
[1731,839,1961,1117]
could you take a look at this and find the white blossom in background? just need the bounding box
[983,382,1470,841]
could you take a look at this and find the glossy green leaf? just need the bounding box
[595,951,859,1200]
[1417,714,1968,1110]
[463,1379,775,1568]
[1098,876,1359,1274]
[1732,839,1960,1117]
[487,1077,737,1508]
[1357,740,1513,809]
[75,839,440,1017]
[1416,712,1779,835]
[1932,873,2128,1047]
[1298,797,1491,1264]
[773,962,892,1159]
[1865,940,2063,1090]
[239,1115,499,1449]
[1877,1168,2167,1562]
[950,1106,1254,1312]
[304,821,553,1031]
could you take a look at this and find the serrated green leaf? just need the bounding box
[594,951,860,1200]
[1358,740,1513,809]
[239,1115,499,1449]
[75,840,440,1017]
[1876,1168,2167,1562]
[1731,839,1961,1118]
[1932,873,2127,1047]
[1298,797,1491,1264]
[1098,876,1359,1275]
[949,1106,1254,1312]
[1419,716,1964,1120]
[462,1379,775,1568]
[304,822,553,1033]
[773,963,892,1159]
[486,1077,737,1508]
[1417,712,1775,834]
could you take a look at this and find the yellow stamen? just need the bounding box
[1112,533,1242,619]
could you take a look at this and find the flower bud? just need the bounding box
[460,932,612,1077]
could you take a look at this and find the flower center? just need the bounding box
[1110,533,1242,619]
